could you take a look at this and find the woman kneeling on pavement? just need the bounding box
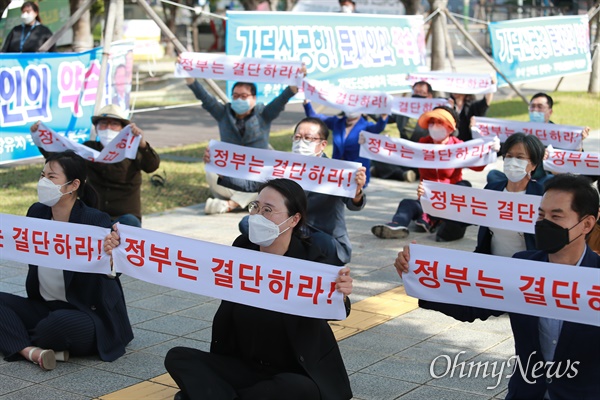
[0,151,133,371]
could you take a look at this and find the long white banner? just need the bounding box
[405,244,600,326]
[406,72,497,95]
[359,131,497,169]
[175,52,305,86]
[113,224,346,320]
[0,213,110,273]
[32,123,141,163]
[390,97,450,119]
[301,79,393,115]
[420,181,540,233]
[205,140,361,198]
[543,145,600,175]
[472,117,584,150]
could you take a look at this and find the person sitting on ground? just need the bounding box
[32,104,160,227]
[213,117,367,266]
[395,173,600,399]
[0,151,133,371]
[303,99,388,186]
[371,80,434,182]
[449,82,495,142]
[371,106,496,242]
[180,64,302,215]
[105,178,354,400]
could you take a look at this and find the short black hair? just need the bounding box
[232,82,257,97]
[412,81,432,94]
[544,174,599,220]
[530,92,553,109]
[258,179,307,236]
[502,133,545,170]
[294,117,330,141]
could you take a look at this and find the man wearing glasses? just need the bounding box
[182,75,301,215]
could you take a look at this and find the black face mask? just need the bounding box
[535,218,585,254]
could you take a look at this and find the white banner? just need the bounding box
[472,117,584,151]
[175,52,305,86]
[390,97,450,119]
[359,131,497,169]
[405,244,600,326]
[420,181,540,234]
[205,140,361,198]
[301,79,393,115]
[32,123,141,163]
[0,213,110,273]
[406,72,497,94]
[113,224,347,320]
[543,145,600,175]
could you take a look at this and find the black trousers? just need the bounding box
[164,346,320,400]
[0,292,96,361]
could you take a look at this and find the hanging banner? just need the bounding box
[543,145,600,175]
[406,72,496,94]
[420,181,541,233]
[225,11,427,103]
[472,117,585,151]
[205,140,361,198]
[390,97,450,119]
[302,79,392,115]
[404,244,600,327]
[113,224,347,320]
[489,15,591,86]
[359,131,497,168]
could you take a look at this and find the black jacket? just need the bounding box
[1,23,55,53]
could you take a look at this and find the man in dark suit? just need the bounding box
[395,173,600,399]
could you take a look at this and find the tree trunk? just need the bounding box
[589,12,600,94]
[285,0,295,11]
[429,0,448,71]
[161,2,178,57]
[70,0,93,51]
[113,0,124,41]
[401,0,422,15]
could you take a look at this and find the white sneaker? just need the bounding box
[204,198,230,215]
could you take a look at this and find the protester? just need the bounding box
[339,0,357,13]
[1,1,55,53]
[371,106,497,242]
[181,68,301,214]
[131,178,354,400]
[32,104,160,227]
[475,133,545,255]
[213,117,367,266]
[371,81,433,182]
[303,99,388,186]
[0,151,133,371]
[449,83,494,142]
[394,173,600,399]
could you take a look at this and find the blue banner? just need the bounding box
[489,15,591,86]
[225,11,427,103]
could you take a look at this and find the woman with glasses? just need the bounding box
[475,133,546,255]
[32,104,160,227]
[163,178,354,400]
[0,151,133,371]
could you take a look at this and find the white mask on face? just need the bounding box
[248,214,293,247]
[97,128,120,146]
[346,112,361,120]
[21,13,35,25]
[37,177,72,207]
[428,124,448,142]
[341,5,354,13]
[503,157,530,183]
[292,139,319,156]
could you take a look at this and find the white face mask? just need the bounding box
[341,5,354,13]
[21,13,35,25]
[503,157,530,183]
[428,124,448,142]
[292,139,319,156]
[97,128,120,146]
[248,214,293,247]
[346,112,361,120]
[37,177,72,207]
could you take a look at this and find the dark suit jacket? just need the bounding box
[420,247,600,399]
[26,200,134,361]
[475,178,544,254]
[210,234,353,400]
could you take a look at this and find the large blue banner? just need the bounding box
[489,15,591,86]
[225,11,427,103]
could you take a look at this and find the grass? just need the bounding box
[1,91,597,218]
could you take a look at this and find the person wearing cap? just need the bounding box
[339,0,357,13]
[371,106,496,242]
[31,104,160,227]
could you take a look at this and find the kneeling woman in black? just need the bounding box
[165,178,354,400]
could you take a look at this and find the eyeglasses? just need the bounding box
[232,93,253,100]
[292,134,323,144]
[248,201,288,218]
[96,119,123,129]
